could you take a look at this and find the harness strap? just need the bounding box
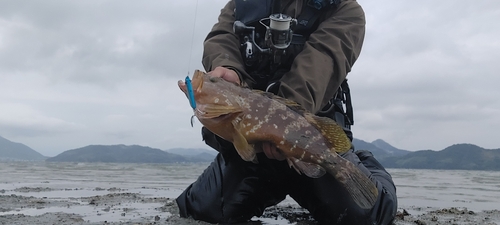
[341,80,354,125]
[318,80,354,126]
[295,3,323,34]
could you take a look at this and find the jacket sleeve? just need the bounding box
[278,1,366,113]
[202,0,366,113]
[202,1,249,83]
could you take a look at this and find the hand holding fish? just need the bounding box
[207,66,241,85]
[262,142,286,161]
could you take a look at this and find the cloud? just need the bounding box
[0,0,499,156]
[0,102,83,136]
[0,1,222,87]
[351,0,500,150]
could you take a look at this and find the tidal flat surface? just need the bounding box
[0,161,499,224]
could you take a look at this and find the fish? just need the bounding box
[178,70,378,209]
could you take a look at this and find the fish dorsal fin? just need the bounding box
[303,113,352,154]
[231,119,258,163]
[286,158,326,178]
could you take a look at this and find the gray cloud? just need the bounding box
[0,0,499,156]
[351,0,500,150]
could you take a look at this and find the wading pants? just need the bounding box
[176,134,397,224]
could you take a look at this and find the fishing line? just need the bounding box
[186,0,200,126]
[186,0,200,77]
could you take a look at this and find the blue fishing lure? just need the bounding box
[185,76,196,110]
[185,76,197,127]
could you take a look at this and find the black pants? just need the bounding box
[176,136,397,224]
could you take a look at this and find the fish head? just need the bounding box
[178,70,244,139]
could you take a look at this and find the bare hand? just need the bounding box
[262,142,286,161]
[207,66,241,85]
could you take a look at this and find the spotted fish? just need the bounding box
[178,70,378,209]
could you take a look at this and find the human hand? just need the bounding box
[262,142,286,161]
[207,66,241,85]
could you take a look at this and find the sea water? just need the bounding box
[0,161,499,222]
[391,168,500,214]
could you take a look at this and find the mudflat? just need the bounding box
[1,162,499,224]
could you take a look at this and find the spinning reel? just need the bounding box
[233,13,297,65]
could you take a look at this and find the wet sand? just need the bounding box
[1,162,499,224]
[1,189,499,225]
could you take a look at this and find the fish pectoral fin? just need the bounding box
[287,158,325,178]
[304,113,352,154]
[193,70,204,92]
[286,158,301,174]
[231,125,258,163]
[203,106,241,118]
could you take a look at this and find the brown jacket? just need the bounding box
[202,0,365,114]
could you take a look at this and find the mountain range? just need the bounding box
[352,138,410,159]
[1,135,499,170]
[46,145,217,163]
[378,143,500,170]
[0,136,46,161]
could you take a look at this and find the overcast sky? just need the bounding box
[1,0,499,156]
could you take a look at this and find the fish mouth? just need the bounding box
[178,80,188,96]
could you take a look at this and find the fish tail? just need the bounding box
[338,163,379,209]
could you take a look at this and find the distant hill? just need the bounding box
[378,144,500,170]
[371,139,409,156]
[47,145,198,163]
[0,136,46,161]
[165,148,217,162]
[352,138,410,160]
[190,152,218,161]
[166,148,217,156]
[5,135,499,170]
